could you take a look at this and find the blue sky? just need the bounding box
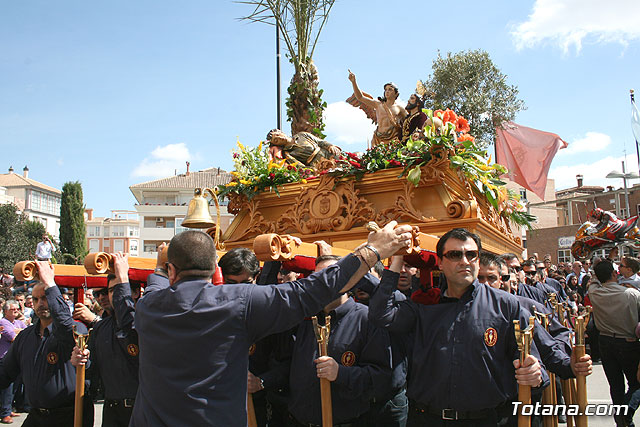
[2,0,640,216]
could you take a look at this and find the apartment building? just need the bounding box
[85,210,141,256]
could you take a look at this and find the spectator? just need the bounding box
[618,256,640,289]
[0,300,26,424]
[34,235,55,262]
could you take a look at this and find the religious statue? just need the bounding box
[402,94,428,142]
[346,70,407,147]
[267,129,342,170]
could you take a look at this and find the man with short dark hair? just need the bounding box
[219,247,261,284]
[0,262,93,427]
[287,256,392,426]
[370,228,546,425]
[618,256,640,289]
[72,252,141,427]
[131,225,413,426]
[35,235,54,262]
[590,260,640,426]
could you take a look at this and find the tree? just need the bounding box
[0,204,46,272]
[241,0,335,137]
[420,49,526,148]
[59,181,86,264]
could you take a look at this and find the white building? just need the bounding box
[0,166,62,238]
[129,166,234,257]
[85,210,141,256]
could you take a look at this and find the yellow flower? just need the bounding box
[257,141,263,152]
[301,179,307,184]
[240,179,252,185]
[237,138,246,152]
[226,182,238,187]
[230,171,239,176]
[487,154,492,165]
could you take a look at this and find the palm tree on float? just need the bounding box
[240,0,335,137]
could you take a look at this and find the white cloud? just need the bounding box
[512,0,640,54]
[556,131,612,156]
[549,155,640,190]
[323,101,376,145]
[132,143,192,178]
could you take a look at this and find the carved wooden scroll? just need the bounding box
[13,261,37,282]
[84,252,114,275]
[446,200,478,219]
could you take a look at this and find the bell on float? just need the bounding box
[182,188,216,229]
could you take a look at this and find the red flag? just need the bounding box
[495,121,567,200]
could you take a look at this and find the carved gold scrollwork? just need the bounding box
[376,180,436,224]
[276,175,375,235]
[446,200,478,219]
[227,198,275,242]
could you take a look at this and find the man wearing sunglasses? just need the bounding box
[369,228,547,426]
[499,255,548,306]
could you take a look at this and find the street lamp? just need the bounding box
[606,160,640,218]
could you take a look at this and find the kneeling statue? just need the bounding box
[267,129,342,170]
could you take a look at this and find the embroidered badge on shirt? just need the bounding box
[484,327,498,347]
[341,351,356,367]
[127,344,139,357]
[248,344,256,356]
[46,352,58,364]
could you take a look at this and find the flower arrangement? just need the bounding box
[217,140,314,200]
[217,109,536,229]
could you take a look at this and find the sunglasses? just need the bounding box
[524,270,537,277]
[512,266,523,272]
[94,290,108,297]
[442,250,479,262]
[501,274,511,282]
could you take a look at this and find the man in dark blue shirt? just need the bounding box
[287,255,392,426]
[130,224,413,426]
[369,228,545,426]
[0,261,93,427]
[72,252,140,427]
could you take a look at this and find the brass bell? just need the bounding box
[182,188,216,229]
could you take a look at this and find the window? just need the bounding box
[129,226,139,237]
[620,208,629,218]
[144,244,157,253]
[557,249,572,264]
[88,226,100,237]
[175,217,187,234]
[130,239,139,253]
[89,239,100,252]
[112,226,125,237]
[519,188,527,202]
[114,239,124,252]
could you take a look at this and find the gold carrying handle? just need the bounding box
[312,315,332,427]
[73,326,91,427]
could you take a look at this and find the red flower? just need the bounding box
[456,116,470,133]
[388,160,402,167]
[349,160,362,168]
[269,173,275,179]
[458,133,475,142]
[442,109,457,124]
[347,152,360,161]
[319,170,329,175]
[433,109,444,119]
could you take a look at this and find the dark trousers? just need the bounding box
[366,388,408,427]
[0,383,12,418]
[103,399,134,427]
[22,397,94,427]
[599,335,640,426]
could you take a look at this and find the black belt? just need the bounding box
[288,413,355,427]
[413,401,508,421]
[32,405,74,416]
[105,398,135,408]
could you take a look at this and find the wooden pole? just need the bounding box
[574,310,590,427]
[561,378,575,427]
[73,327,89,427]
[514,317,534,427]
[313,315,332,427]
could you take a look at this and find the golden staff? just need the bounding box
[73,326,90,427]
[533,307,558,427]
[514,316,535,427]
[312,315,332,427]
[574,307,591,427]
[247,392,257,427]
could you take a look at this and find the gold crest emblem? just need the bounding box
[341,351,356,367]
[127,344,139,357]
[484,327,498,347]
[46,352,58,364]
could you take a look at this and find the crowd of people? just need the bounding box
[7,224,640,426]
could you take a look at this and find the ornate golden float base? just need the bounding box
[221,159,522,254]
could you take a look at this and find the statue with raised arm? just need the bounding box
[267,129,342,170]
[347,70,407,147]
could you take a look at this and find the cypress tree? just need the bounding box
[59,181,87,264]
